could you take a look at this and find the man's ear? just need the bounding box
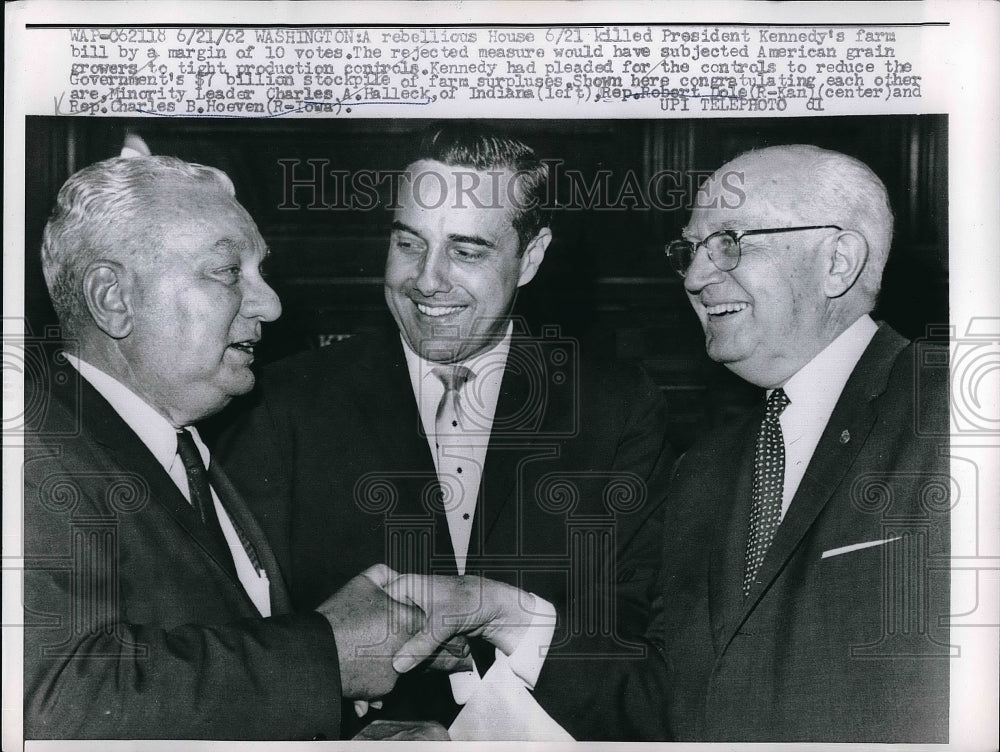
[82,261,133,339]
[516,227,552,288]
[823,230,869,298]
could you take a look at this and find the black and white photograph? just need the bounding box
[4,3,998,750]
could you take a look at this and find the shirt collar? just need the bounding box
[64,353,209,471]
[776,314,879,411]
[401,320,515,382]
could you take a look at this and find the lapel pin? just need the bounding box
[840,429,851,444]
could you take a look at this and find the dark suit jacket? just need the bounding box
[23,367,344,740]
[215,318,675,729]
[533,323,951,742]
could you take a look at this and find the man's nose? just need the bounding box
[243,274,282,322]
[683,243,727,294]
[414,247,451,296]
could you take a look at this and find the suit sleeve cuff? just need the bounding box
[498,594,556,689]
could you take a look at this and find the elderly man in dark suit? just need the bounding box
[217,125,674,731]
[395,144,951,742]
[22,155,448,740]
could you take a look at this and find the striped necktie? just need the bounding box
[176,428,232,562]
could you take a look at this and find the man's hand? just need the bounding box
[426,634,475,671]
[384,574,536,673]
[351,635,473,718]
[314,564,424,699]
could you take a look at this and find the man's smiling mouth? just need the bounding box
[705,302,749,316]
[415,303,466,318]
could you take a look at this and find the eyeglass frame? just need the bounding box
[664,225,843,278]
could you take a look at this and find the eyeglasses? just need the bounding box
[664,225,842,277]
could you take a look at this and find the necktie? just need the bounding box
[176,428,231,559]
[432,365,474,436]
[431,364,476,541]
[743,387,790,597]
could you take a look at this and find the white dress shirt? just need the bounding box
[66,354,272,617]
[403,325,511,575]
[775,314,879,518]
[400,327,563,737]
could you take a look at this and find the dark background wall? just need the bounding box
[25,115,948,450]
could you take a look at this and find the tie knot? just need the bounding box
[175,427,206,472]
[764,388,790,420]
[433,365,474,393]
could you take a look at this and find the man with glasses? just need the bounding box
[400,144,950,742]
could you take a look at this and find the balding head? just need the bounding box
[682,145,893,387]
[706,145,893,307]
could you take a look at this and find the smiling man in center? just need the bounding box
[217,123,674,735]
[384,146,550,365]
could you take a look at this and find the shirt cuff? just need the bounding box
[498,593,556,689]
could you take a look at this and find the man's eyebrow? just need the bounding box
[447,233,495,248]
[684,218,746,241]
[391,220,422,237]
[390,222,495,249]
[209,237,271,261]
[212,238,245,254]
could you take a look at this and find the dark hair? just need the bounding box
[409,122,550,252]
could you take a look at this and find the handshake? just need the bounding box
[314,564,544,736]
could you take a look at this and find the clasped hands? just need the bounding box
[315,564,537,704]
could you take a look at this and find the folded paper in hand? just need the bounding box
[448,656,573,741]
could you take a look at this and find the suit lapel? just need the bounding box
[349,329,430,463]
[474,337,544,550]
[340,328,441,500]
[733,325,910,627]
[344,328,457,570]
[75,376,244,589]
[706,410,761,651]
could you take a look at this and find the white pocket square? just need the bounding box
[821,536,901,559]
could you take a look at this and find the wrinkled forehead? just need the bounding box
[139,182,265,258]
[688,153,809,236]
[154,177,253,221]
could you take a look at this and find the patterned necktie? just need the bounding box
[430,366,478,569]
[432,365,474,438]
[175,428,231,556]
[743,387,790,597]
